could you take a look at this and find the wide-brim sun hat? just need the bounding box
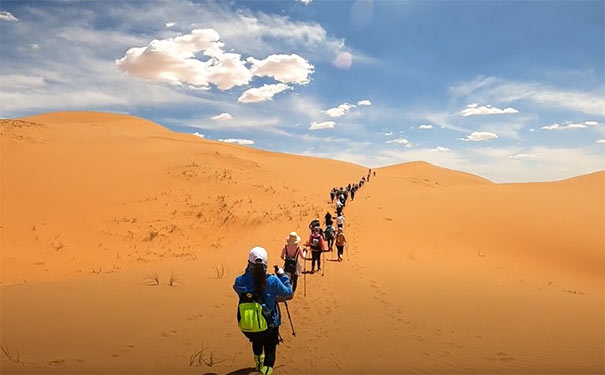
[286,232,301,245]
[248,246,268,265]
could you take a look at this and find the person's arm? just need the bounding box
[280,246,286,260]
[272,272,293,299]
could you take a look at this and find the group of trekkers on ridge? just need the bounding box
[233,169,375,375]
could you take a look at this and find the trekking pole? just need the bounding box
[303,248,307,298]
[283,299,296,337]
[321,250,325,276]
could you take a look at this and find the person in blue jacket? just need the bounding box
[234,246,293,375]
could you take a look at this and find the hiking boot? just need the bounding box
[260,366,273,375]
[254,354,264,371]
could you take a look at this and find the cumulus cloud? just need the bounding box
[116,29,252,90]
[0,11,18,22]
[418,124,433,129]
[211,112,233,120]
[324,103,356,118]
[383,132,394,136]
[218,138,255,145]
[117,30,314,94]
[248,54,314,85]
[541,121,599,130]
[597,140,605,144]
[296,0,312,4]
[357,99,371,106]
[309,121,335,130]
[192,132,205,138]
[458,131,498,142]
[460,103,519,117]
[238,83,292,103]
[433,147,451,152]
[165,22,176,28]
[386,138,413,147]
[332,51,352,69]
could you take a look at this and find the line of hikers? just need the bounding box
[233,169,375,375]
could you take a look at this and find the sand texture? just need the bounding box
[1,112,603,374]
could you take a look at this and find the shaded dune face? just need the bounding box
[1,112,603,374]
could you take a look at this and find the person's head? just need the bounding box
[248,246,268,292]
[313,226,320,234]
[286,232,300,246]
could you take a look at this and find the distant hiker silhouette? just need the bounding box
[337,213,345,229]
[234,247,293,375]
[280,232,306,294]
[306,227,325,273]
[336,199,343,216]
[324,223,335,251]
[330,188,336,203]
[324,211,333,226]
[335,228,347,262]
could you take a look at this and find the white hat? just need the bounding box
[286,232,301,245]
[248,246,268,265]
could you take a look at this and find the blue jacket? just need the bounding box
[233,266,293,327]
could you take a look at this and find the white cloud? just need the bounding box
[211,112,233,120]
[332,51,352,69]
[296,0,312,4]
[509,153,538,160]
[432,147,451,152]
[165,22,176,28]
[453,77,605,116]
[383,132,394,136]
[418,124,433,129]
[529,128,535,132]
[460,103,519,117]
[116,29,252,90]
[218,138,255,145]
[309,121,335,130]
[0,74,46,89]
[248,54,314,85]
[357,99,372,106]
[0,11,18,22]
[597,140,605,144]
[192,132,205,138]
[542,121,599,130]
[386,138,413,148]
[324,103,356,118]
[238,83,292,103]
[458,131,498,142]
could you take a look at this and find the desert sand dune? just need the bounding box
[1,112,603,374]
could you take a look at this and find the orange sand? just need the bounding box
[1,112,603,374]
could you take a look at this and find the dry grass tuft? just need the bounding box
[213,264,225,279]
[168,271,179,287]
[144,272,160,286]
[189,343,227,367]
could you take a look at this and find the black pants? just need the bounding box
[287,273,298,293]
[327,237,334,250]
[311,250,321,270]
[337,245,344,257]
[246,328,279,368]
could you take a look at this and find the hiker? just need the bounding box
[335,228,347,261]
[337,213,345,229]
[308,218,321,235]
[325,211,333,226]
[347,183,351,192]
[373,171,376,177]
[336,199,343,216]
[281,232,306,294]
[350,187,356,201]
[324,222,335,251]
[306,227,325,273]
[330,188,336,203]
[234,247,293,375]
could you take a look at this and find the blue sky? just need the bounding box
[1,0,604,182]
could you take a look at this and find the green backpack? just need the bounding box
[237,292,272,333]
